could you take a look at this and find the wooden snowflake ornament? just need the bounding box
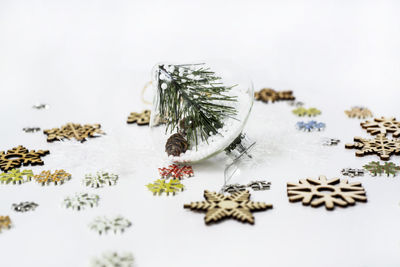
[44,123,104,142]
[33,170,71,185]
[0,216,11,232]
[184,190,272,224]
[345,107,373,119]
[0,146,49,172]
[361,117,400,137]
[287,175,367,210]
[254,88,295,103]
[345,135,400,161]
[127,110,151,125]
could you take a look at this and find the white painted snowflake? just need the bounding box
[91,252,134,267]
[63,193,99,211]
[89,216,131,235]
[83,171,118,188]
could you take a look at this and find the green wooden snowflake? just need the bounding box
[146,179,184,195]
[363,161,400,177]
[292,107,321,117]
[0,169,34,184]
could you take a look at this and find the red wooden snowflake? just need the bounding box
[158,164,194,179]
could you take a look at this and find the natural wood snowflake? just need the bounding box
[43,123,104,142]
[0,216,11,232]
[0,146,49,172]
[127,110,151,125]
[287,175,367,210]
[361,117,400,137]
[254,88,295,103]
[184,190,272,224]
[344,107,373,119]
[345,135,400,161]
[33,170,71,185]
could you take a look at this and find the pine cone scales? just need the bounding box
[165,133,188,156]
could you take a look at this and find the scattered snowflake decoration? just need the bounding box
[287,175,367,210]
[292,107,321,117]
[146,179,184,195]
[158,164,194,179]
[322,138,340,146]
[361,117,400,137]
[344,107,373,119]
[0,145,49,172]
[363,161,400,177]
[341,168,365,177]
[33,170,71,185]
[222,183,247,193]
[32,103,50,109]
[22,127,41,133]
[12,202,38,212]
[89,216,132,235]
[0,169,34,184]
[83,171,118,188]
[247,180,271,191]
[127,110,151,125]
[91,252,134,267]
[0,216,11,233]
[345,135,400,161]
[254,88,295,103]
[63,193,99,211]
[296,120,326,132]
[184,190,272,224]
[288,100,304,107]
[43,123,105,142]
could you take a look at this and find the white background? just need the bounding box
[1,0,400,266]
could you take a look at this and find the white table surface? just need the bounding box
[1,1,400,266]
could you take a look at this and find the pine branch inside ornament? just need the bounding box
[149,62,254,162]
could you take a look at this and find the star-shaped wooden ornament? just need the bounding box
[184,190,272,224]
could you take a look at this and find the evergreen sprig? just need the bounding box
[156,63,237,147]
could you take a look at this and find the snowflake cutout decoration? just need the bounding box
[44,123,104,142]
[184,190,272,224]
[287,175,367,210]
[146,179,184,195]
[158,164,194,179]
[0,169,34,184]
[222,183,247,193]
[33,170,71,185]
[361,117,400,137]
[63,193,99,211]
[345,135,400,161]
[12,202,38,212]
[288,100,304,107]
[292,107,321,117]
[0,146,49,172]
[247,181,271,191]
[363,161,400,177]
[341,168,365,177]
[0,216,11,232]
[296,120,326,131]
[89,216,131,235]
[91,252,134,267]
[345,106,373,119]
[127,110,151,125]
[32,103,49,109]
[83,171,118,188]
[322,138,340,146]
[22,127,41,133]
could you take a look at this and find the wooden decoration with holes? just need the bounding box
[254,88,295,103]
[345,135,400,161]
[287,175,367,210]
[345,107,373,119]
[43,123,104,142]
[127,110,151,125]
[0,146,50,172]
[361,117,400,137]
[184,190,272,224]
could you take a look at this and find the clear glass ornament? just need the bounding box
[149,61,254,163]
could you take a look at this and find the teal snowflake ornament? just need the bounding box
[0,169,34,184]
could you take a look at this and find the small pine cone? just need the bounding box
[165,133,188,157]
